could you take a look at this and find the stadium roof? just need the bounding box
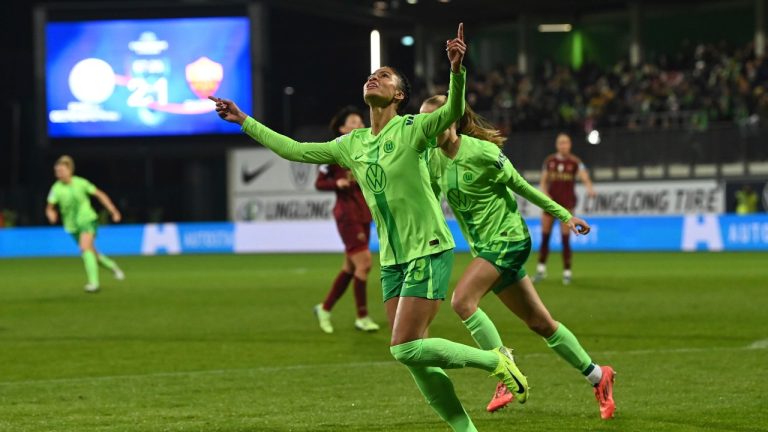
[280,0,740,24]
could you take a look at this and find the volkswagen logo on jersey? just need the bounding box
[463,172,474,183]
[447,188,471,211]
[365,163,387,194]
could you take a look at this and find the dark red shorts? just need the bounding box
[551,193,577,210]
[337,222,371,255]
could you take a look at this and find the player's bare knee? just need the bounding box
[450,293,476,320]
[527,316,557,337]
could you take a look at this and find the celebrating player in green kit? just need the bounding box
[211,24,528,432]
[46,155,125,293]
[421,95,616,420]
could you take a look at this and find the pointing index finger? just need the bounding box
[458,22,464,41]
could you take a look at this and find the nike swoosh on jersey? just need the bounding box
[242,161,274,184]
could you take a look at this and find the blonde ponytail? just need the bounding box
[421,95,507,148]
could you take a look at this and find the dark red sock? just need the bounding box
[539,232,551,264]
[322,271,353,311]
[561,234,572,270]
[353,277,368,318]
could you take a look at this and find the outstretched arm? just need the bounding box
[488,147,590,235]
[506,167,590,235]
[414,23,467,146]
[93,189,122,223]
[210,96,341,165]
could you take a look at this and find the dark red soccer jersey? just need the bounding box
[543,154,584,209]
[315,164,372,224]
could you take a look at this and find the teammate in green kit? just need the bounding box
[46,155,125,293]
[421,95,616,420]
[211,24,529,432]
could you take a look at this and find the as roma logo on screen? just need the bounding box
[185,57,224,99]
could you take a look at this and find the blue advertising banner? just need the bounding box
[1,215,766,258]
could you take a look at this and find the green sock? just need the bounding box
[97,254,117,271]
[462,308,503,350]
[545,323,593,373]
[82,250,99,287]
[390,338,499,372]
[407,366,477,432]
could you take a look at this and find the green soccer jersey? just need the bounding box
[428,135,572,255]
[241,69,467,266]
[47,176,99,233]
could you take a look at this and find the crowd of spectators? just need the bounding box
[427,41,768,133]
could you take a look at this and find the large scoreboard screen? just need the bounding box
[45,17,252,138]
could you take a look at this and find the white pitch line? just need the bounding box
[748,338,768,349]
[1,343,764,388]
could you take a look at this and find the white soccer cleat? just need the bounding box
[313,304,334,334]
[533,263,547,283]
[113,267,125,281]
[84,283,100,293]
[563,269,572,285]
[354,316,380,332]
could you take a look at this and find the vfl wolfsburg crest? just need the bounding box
[290,162,313,190]
[383,139,395,153]
[447,188,471,211]
[462,172,474,183]
[365,163,388,194]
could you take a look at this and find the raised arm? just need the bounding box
[210,96,341,165]
[414,24,467,144]
[93,189,122,223]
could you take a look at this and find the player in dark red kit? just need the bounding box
[313,106,380,333]
[535,133,596,285]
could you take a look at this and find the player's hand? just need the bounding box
[208,96,248,125]
[336,178,351,189]
[446,23,466,73]
[47,212,58,224]
[111,211,122,223]
[566,216,591,235]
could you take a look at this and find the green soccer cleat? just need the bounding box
[313,304,334,334]
[354,316,380,332]
[490,347,529,404]
[113,267,125,281]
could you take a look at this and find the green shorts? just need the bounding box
[68,220,98,243]
[476,238,532,294]
[381,249,455,302]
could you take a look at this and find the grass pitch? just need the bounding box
[1,252,766,432]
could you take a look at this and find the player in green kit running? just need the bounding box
[46,155,125,293]
[211,24,528,432]
[421,95,616,420]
